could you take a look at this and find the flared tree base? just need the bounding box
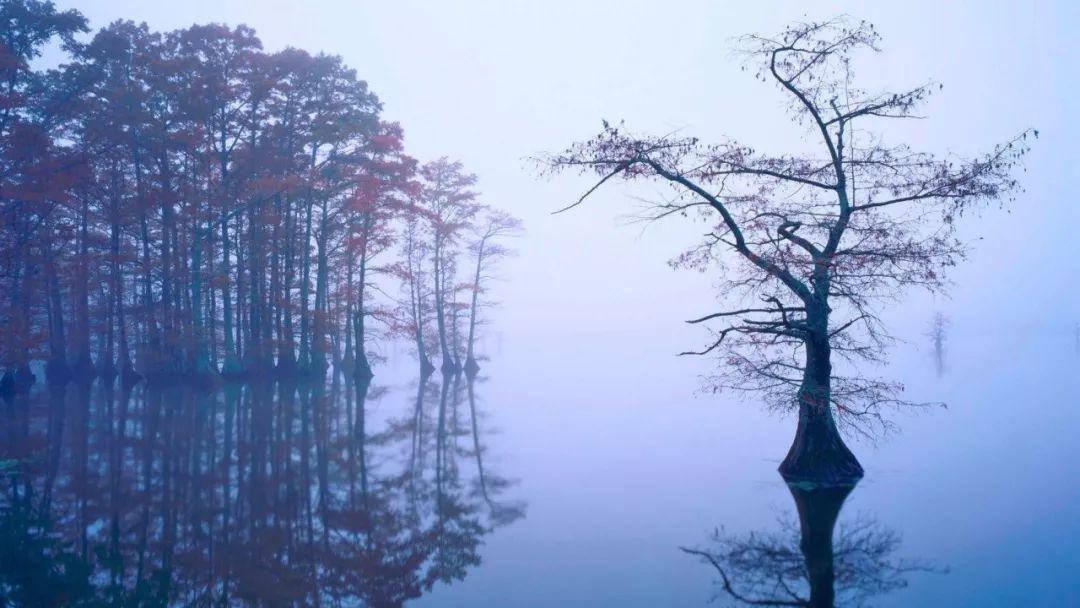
[420,356,436,379]
[353,360,374,381]
[0,372,14,397]
[339,353,356,378]
[779,408,864,487]
[440,359,461,376]
[463,357,480,379]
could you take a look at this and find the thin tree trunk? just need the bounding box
[45,251,68,383]
[72,196,94,379]
[464,238,485,376]
[433,232,456,373]
[353,213,372,378]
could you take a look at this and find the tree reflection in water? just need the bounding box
[0,372,523,606]
[682,483,939,607]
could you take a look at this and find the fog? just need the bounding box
[11,1,1080,605]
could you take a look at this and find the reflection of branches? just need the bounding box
[0,372,525,606]
[466,375,526,527]
[682,484,940,607]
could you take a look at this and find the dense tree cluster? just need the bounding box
[0,0,520,392]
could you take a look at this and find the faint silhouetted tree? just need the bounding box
[413,159,481,374]
[539,17,1032,484]
[463,209,522,376]
[926,313,949,377]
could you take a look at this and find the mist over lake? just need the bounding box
[1,1,1077,606]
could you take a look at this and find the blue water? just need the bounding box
[1,330,1077,606]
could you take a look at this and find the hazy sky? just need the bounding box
[24,4,1080,603]
[62,0,1079,364]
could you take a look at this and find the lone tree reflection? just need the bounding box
[682,483,937,607]
[540,18,1032,484]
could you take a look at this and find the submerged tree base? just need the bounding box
[779,449,864,487]
[779,405,864,487]
[420,356,436,379]
[464,357,480,378]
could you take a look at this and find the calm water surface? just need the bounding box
[2,331,1078,606]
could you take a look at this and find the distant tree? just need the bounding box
[540,18,1032,484]
[926,312,949,377]
[341,122,415,378]
[463,209,522,376]
[395,202,438,377]
[412,158,480,374]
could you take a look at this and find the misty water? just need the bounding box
[3,328,1077,607]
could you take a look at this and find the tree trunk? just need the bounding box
[220,201,240,375]
[310,205,329,376]
[433,233,458,374]
[353,214,372,379]
[778,330,863,486]
[139,198,162,380]
[278,192,297,376]
[464,239,485,377]
[71,196,94,379]
[341,248,356,379]
[188,226,216,380]
[298,196,314,373]
[45,253,69,384]
[407,222,434,377]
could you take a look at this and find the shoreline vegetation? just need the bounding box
[0,1,521,396]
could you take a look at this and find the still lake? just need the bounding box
[2,328,1078,606]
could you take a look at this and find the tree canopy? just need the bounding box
[0,0,521,390]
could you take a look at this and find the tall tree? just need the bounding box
[463,208,521,377]
[414,158,479,374]
[0,0,87,392]
[540,18,1031,484]
[341,122,414,378]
